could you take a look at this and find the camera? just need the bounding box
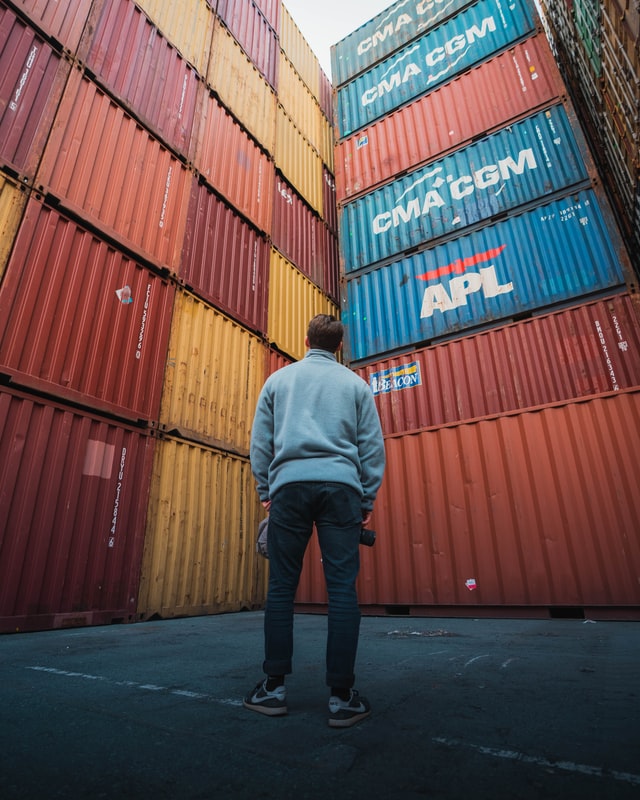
[359,528,376,547]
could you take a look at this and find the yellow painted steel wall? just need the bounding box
[0,175,29,283]
[134,0,213,76]
[137,435,268,619]
[280,5,320,97]
[275,104,323,215]
[268,248,339,361]
[159,289,267,454]
[209,21,277,156]
[278,51,322,161]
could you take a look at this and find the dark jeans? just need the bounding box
[263,481,363,689]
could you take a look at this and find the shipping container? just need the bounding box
[137,435,267,620]
[78,0,199,159]
[274,103,323,215]
[267,345,294,377]
[574,0,601,74]
[7,0,93,54]
[340,104,592,272]
[334,33,566,203]
[159,289,266,454]
[216,0,279,89]
[323,166,338,235]
[253,0,281,34]
[131,0,213,76]
[268,248,339,361]
[35,68,192,272]
[0,172,29,282]
[192,89,275,235]
[355,292,640,434]
[279,4,320,97]
[318,65,333,124]
[208,19,277,156]
[296,389,640,613]
[0,198,175,422]
[323,225,340,304]
[180,179,269,335]
[331,0,475,87]
[0,385,155,633]
[343,189,628,362]
[336,0,538,139]
[0,4,71,180]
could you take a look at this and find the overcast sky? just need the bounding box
[283,1,396,78]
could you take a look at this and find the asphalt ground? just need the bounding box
[1,611,639,799]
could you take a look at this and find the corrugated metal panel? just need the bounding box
[268,248,339,360]
[35,68,193,272]
[274,103,323,215]
[279,4,320,97]
[0,386,155,633]
[8,0,93,54]
[336,0,537,138]
[78,0,199,159]
[0,5,71,180]
[322,224,340,304]
[180,179,269,335]
[253,0,281,33]
[192,89,275,235]
[208,20,277,156]
[334,34,566,203]
[343,190,627,362]
[355,292,640,434]
[0,198,175,422]
[131,0,213,75]
[159,289,265,454]
[278,49,323,161]
[318,64,333,123]
[267,346,294,377]
[296,389,640,609]
[341,105,591,272]
[216,0,279,89]
[323,166,337,234]
[0,172,29,282]
[331,0,475,87]
[137,435,267,620]
[574,0,601,73]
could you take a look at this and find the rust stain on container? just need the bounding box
[137,435,267,620]
[0,173,29,282]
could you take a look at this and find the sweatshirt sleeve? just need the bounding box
[357,386,386,511]
[249,383,274,502]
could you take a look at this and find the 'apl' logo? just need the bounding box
[417,245,513,318]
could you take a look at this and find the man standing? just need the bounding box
[244,314,386,728]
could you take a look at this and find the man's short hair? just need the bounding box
[307,314,343,352]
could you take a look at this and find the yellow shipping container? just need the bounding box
[159,289,266,454]
[134,0,213,75]
[268,248,339,361]
[209,21,277,155]
[0,175,29,283]
[137,435,267,619]
[280,5,320,98]
[275,104,323,215]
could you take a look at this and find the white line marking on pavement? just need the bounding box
[27,666,243,707]
[432,736,640,787]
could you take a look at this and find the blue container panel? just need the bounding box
[343,190,627,362]
[340,104,590,272]
[337,0,537,138]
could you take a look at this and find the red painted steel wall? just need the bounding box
[191,88,274,235]
[181,179,269,335]
[8,0,93,54]
[355,293,640,435]
[78,0,200,159]
[0,4,71,179]
[297,389,640,612]
[334,33,567,203]
[322,224,339,304]
[0,386,156,633]
[0,197,175,422]
[34,68,193,271]
[216,0,279,89]
[318,65,333,124]
[252,0,281,33]
[322,166,337,235]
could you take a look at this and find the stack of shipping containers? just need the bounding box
[294,0,640,617]
[0,0,339,632]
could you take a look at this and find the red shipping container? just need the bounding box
[0,385,156,633]
[34,67,193,271]
[322,165,337,235]
[318,65,333,125]
[0,4,71,179]
[0,197,175,422]
[180,179,269,335]
[334,33,567,203]
[78,0,200,159]
[191,88,274,235]
[7,0,93,54]
[297,389,640,614]
[252,0,281,33]
[322,224,339,304]
[354,293,640,435]
[216,0,279,89]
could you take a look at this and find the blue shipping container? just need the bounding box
[343,190,626,362]
[340,104,590,271]
[336,0,537,138]
[331,0,475,87]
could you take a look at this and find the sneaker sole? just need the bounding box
[243,700,287,717]
[328,709,371,728]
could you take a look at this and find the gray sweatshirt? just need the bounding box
[250,349,386,511]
